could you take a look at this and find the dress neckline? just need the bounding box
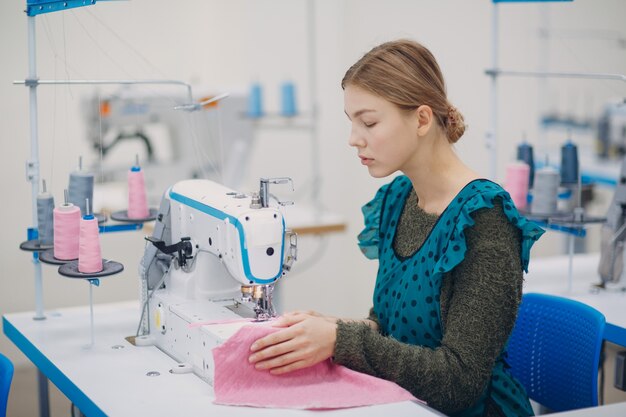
[391,178,493,261]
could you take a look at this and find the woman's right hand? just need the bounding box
[281,310,379,331]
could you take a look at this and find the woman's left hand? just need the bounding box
[248,311,338,375]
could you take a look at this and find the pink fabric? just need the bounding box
[188,318,254,328]
[212,325,420,409]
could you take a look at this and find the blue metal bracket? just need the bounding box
[99,223,143,234]
[26,0,98,17]
[534,221,587,237]
[27,227,40,261]
[581,173,618,188]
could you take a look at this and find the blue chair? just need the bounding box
[507,293,606,412]
[0,352,13,417]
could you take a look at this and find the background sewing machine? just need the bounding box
[83,88,255,202]
[597,100,626,160]
[134,177,297,384]
[598,156,626,290]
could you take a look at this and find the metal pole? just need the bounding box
[36,371,50,417]
[307,0,321,215]
[567,233,574,293]
[28,15,50,417]
[89,283,95,348]
[487,2,499,181]
[27,17,44,321]
[537,4,550,160]
[485,69,626,83]
[14,79,194,103]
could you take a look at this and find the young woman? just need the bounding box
[248,39,544,417]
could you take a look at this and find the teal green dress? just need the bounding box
[358,176,544,417]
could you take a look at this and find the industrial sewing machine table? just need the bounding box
[2,301,439,417]
[524,252,626,347]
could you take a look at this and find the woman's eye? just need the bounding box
[364,122,377,128]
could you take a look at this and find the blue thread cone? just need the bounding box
[280,81,297,117]
[247,83,263,118]
[560,141,579,184]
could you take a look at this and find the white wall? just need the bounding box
[1,0,625,366]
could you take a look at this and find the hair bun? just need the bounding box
[446,106,466,143]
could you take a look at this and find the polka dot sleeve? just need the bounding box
[357,183,391,260]
[434,190,545,275]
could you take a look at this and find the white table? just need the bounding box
[548,401,626,416]
[2,302,439,417]
[7,252,623,417]
[525,252,626,347]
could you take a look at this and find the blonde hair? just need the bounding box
[342,39,466,143]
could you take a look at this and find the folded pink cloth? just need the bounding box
[212,325,419,409]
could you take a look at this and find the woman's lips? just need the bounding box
[360,156,373,165]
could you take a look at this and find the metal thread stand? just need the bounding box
[87,281,95,347]
[18,2,322,416]
[20,3,168,416]
[88,280,96,348]
[26,13,48,417]
[487,2,626,180]
[488,2,626,295]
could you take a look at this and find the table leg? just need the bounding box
[37,369,50,417]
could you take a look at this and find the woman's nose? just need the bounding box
[348,128,365,148]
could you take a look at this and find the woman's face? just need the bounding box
[344,85,420,178]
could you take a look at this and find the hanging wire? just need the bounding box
[553,32,626,97]
[70,9,182,108]
[61,13,74,99]
[183,110,219,181]
[93,9,105,186]
[78,7,225,182]
[84,8,171,80]
[215,103,226,185]
[38,5,229,203]
[42,16,59,191]
[41,14,90,80]
[70,11,134,82]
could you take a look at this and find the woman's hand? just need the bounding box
[248,311,338,375]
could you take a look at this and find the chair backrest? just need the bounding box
[507,293,606,412]
[0,352,14,417]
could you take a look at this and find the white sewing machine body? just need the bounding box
[137,178,296,384]
[146,296,266,384]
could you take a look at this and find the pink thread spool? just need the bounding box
[504,161,530,210]
[127,163,149,219]
[53,203,81,260]
[78,212,103,274]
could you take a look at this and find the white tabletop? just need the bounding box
[5,294,626,416]
[549,401,626,416]
[2,302,438,417]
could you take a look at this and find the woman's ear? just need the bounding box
[415,105,434,137]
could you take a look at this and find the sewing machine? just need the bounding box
[597,100,626,159]
[83,89,255,200]
[135,177,297,384]
[598,157,626,289]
